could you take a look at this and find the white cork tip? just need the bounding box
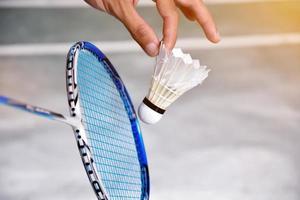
[138,102,163,124]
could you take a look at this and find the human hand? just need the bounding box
[85,0,220,56]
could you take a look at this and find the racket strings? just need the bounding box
[80,103,132,131]
[80,90,127,116]
[78,81,123,109]
[87,136,138,157]
[78,55,121,95]
[77,50,143,199]
[79,108,133,137]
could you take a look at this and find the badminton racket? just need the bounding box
[0,41,149,200]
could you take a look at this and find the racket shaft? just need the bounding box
[0,95,78,127]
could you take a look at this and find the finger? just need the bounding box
[176,4,196,21]
[117,2,159,56]
[156,0,179,50]
[84,0,106,11]
[132,0,139,7]
[192,1,220,43]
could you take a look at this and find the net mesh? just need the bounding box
[77,49,142,200]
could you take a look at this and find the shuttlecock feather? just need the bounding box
[138,43,210,124]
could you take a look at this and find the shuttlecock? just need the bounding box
[138,43,210,124]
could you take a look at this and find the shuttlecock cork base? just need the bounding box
[138,98,165,124]
[138,42,210,124]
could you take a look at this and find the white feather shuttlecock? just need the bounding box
[138,43,210,124]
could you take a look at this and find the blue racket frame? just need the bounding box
[66,41,150,200]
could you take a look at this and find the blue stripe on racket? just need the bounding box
[0,41,150,200]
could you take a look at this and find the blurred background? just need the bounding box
[0,0,300,199]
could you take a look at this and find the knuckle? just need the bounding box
[163,10,179,21]
[132,24,149,39]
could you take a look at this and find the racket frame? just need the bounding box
[66,41,150,200]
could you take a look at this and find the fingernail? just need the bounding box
[145,43,158,56]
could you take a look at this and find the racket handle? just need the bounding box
[0,95,78,127]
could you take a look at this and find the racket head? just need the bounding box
[66,41,149,200]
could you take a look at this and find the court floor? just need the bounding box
[0,1,300,200]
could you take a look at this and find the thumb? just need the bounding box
[119,5,159,57]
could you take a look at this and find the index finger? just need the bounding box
[192,1,220,43]
[156,0,179,50]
